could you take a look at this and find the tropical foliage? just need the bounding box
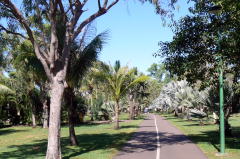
[0,0,240,158]
[94,61,149,129]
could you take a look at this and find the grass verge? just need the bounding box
[161,113,240,159]
[0,119,142,159]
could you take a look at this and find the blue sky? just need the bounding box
[85,0,193,73]
[2,0,193,74]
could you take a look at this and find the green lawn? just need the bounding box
[119,113,146,120]
[0,119,142,159]
[161,113,240,159]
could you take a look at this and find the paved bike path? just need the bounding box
[113,114,208,159]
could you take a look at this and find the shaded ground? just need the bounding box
[113,116,157,159]
[114,114,207,159]
[157,115,207,159]
[0,120,141,159]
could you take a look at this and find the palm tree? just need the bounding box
[64,32,107,145]
[150,80,208,118]
[13,41,49,128]
[10,31,106,144]
[0,82,15,107]
[127,68,150,119]
[127,68,139,120]
[134,81,150,116]
[97,61,149,129]
[81,63,112,121]
[0,84,14,94]
[0,82,15,124]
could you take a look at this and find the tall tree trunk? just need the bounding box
[65,88,78,146]
[43,99,49,128]
[213,112,218,124]
[174,107,179,117]
[224,119,232,137]
[114,101,120,129]
[46,79,65,159]
[128,95,135,120]
[90,95,94,121]
[32,113,36,127]
[134,97,141,117]
[40,83,49,129]
[186,107,191,120]
[224,107,232,136]
[32,104,36,127]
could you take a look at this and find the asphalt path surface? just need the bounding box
[113,114,208,159]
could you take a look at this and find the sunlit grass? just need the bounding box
[0,119,142,159]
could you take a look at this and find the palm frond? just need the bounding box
[13,41,46,81]
[0,83,14,95]
[67,31,108,87]
[121,75,149,97]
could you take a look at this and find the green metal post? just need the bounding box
[218,54,225,154]
[208,6,226,155]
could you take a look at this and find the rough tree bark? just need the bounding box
[41,84,49,129]
[42,99,49,129]
[90,96,94,121]
[174,107,179,117]
[135,100,140,117]
[128,94,135,120]
[32,104,36,127]
[185,107,191,120]
[114,101,120,129]
[46,77,65,159]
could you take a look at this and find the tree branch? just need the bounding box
[67,0,74,15]
[73,10,104,39]
[38,34,50,61]
[0,24,28,39]
[98,0,101,10]
[2,0,52,80]
[68,0,84,31]
[103,0,108,8]
[57,0,65,14]
[73,0,119,40]
[35,5,50,56]
[49,0,59,69]
[106,0,119,10]
[81,0,89,6]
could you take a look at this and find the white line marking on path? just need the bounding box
[154,115,160,159]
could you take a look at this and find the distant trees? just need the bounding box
[0,70,44,126]
[147,63,171,83]
[0,82,15,125]
[127,68,150,119]
[152,0,240,136]
[13,41,48,127]
[150,76,238,136]
[156,0,240,88]
[96,61,149,129]
[146,62,173,111]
